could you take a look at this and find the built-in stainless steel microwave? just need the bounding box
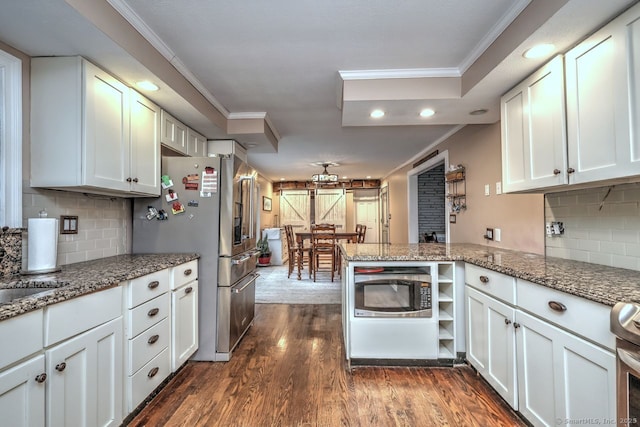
[353,268,432,318]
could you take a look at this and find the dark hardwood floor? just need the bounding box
[127,304,525,427]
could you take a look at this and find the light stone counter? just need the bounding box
[340,243,640,307]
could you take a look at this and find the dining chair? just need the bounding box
[311,223,336,282]
[356,224,367,243]
[284,224,312,280]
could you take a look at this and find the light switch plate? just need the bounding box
[484,184,490,196]
[496,182,502,195]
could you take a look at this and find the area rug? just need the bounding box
[255,265,341,304]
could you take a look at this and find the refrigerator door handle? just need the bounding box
[231,254,252,265]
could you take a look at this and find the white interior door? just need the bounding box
[354,198,379,243]
[280,190,310,231]
[315,188,346,230]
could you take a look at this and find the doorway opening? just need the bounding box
[408,151,449,244]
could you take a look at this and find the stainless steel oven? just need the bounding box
[611,302,640,426]
[353,267,432,318]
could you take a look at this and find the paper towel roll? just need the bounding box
[26,218,60,273]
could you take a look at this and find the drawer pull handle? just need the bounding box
[184,269,193,276]
[548,301,567,312]
[55,362,66,372]
[148,281,160,289]
[148,334,160,344]
[148,308,160,317]
[35,373,47,383]
[148,367,159,378]
[185,286,193,294]
[513,322,521,329]
[479,275,489,283]
[504,319,512,325]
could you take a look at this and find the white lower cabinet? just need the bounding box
[465,286,517,408]
[171,280,198,371]
[465,265,616,427]
[46,317,123,427]
[516,310,615,427]
[0,355,45,427]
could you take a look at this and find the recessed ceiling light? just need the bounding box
[366,175,372,179]
[342,176,348,179]
[135,80,159,91]
[420,108,435,118]
[280,178,285,181]
[469,109,488,116]
[523,43,555,59]
[370,109,385,119]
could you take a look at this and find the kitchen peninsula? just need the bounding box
[340,242,640,426]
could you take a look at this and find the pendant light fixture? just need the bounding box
[312,162,339,183]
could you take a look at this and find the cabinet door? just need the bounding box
[160,110,188,155]
[130,91,161,196]
[516,310,615,426]
[0,355,45,427]
[501,55,567,193]
[465,286,517,408]
[565,5,639,184]
[171,280,199,371]
[186,128,207,157]
[46,317,123,427]
[83,60,130,191]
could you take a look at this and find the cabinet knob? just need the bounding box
[513,322,521,329]
[183,268,193,276]
[55,362,66,372]
[126,177,132,182]
[553,169,561,175]
[479,275,489,284]
[132,178,139,183]
[35,373,47,383]
[148,367,159,378]
[567,167,575,174]
[504,318,512,325]
[147,334,160,344]
[548,301,567,312]
[147,308,160,317]
[185,286,193,294]
[148,280,160,289]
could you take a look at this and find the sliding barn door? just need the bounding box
[315,188,346,230]
[280,190,310,231]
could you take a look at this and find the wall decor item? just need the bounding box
[263,196,272,211]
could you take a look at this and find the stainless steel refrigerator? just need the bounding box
[132,155,259,362]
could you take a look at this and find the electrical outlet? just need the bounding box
[484,184,490,196]
[546,223,553,236]
[495,182,502,195]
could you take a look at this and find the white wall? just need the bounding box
[545,182,640,271]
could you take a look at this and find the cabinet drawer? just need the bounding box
[517,280,615,351]
[45,286,122,347]
[126,269,170,309]
[0,309,43,368]
[170,260,197,290]
[127,292,170,338]
[128,317,170,375]
[465,264,516,305]
[128,347,170,411]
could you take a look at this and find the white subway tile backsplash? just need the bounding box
[22,187,131,267]
[545,182,640,271]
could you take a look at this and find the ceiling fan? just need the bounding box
[311,162,339,183]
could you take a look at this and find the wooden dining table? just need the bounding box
[294,231,359,280]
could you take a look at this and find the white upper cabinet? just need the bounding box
[501,56,567,193]
[187,128,208,157]
[130,92,161,195]
[160,110,188,155]
[502,3,640,192]
[565,3,640,184]
[31,56,160,197]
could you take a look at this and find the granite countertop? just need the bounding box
[0,253,199,321]
[340,243,640,307]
